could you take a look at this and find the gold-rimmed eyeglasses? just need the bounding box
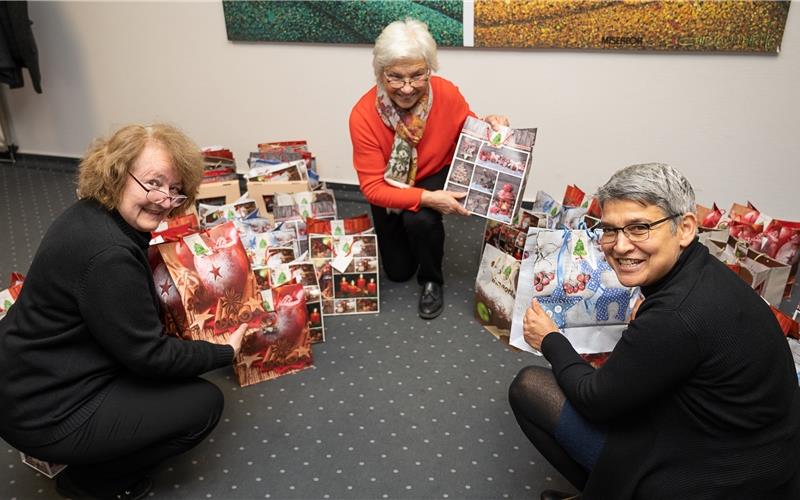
[597,213,681,245]
[383,70,430,90]
[128,172,187,207]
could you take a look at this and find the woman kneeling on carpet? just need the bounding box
[349,18,508,320]
[0,124,245,499]
[509,163,800,499]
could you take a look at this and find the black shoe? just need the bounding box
[55,472,93,500]
[540,490,580,500]
[112,476,153,500]
[418,281,443,319]
[56,472,153,500]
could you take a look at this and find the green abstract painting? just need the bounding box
[223,0,463,46]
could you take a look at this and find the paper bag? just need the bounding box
[510,228,638,356]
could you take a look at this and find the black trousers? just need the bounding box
[370,167,448,286]
[21,375,224,497]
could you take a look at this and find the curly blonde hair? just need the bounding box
[77,123,204,216]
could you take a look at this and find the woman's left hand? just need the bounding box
[482,114,510,130]
[523,298,560,351]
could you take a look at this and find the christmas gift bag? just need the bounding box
[725,202,765,244]
[156,221,311,386]
[755,218,800,303]
[247,159,308,183]
[0,273,25,320]
[700,234,791,307]
[308,216,379,315]
[443,116,537,224]
[273,189,337,223]
[197,196,260,229]
[696,203,725,231]
[236,282,313,386]
[530,190,562,229]
[157,221,266,340]
[270,261,325,343]
[510,228,639,356]
[475,210,537,343]
[755,219,800,265]
[474,243,521,341]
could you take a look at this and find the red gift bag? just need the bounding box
[236,283,313,386]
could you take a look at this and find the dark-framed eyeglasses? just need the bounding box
[383,70,430,90]
[127,172,187,207]
[597,213,681,245]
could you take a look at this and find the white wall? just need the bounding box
[6,1,800,219]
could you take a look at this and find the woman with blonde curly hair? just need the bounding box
[0,123,244,499]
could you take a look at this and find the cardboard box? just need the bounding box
[246,180,309,222]
[192,179,242,215]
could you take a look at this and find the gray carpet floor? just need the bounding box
[0,161,573,499]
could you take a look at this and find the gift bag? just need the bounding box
[510,228,639,356]
[700,234,791,307]
[235,282,313,386]
[726,202,764,243]
[474,210,537,343]
[696,203,725,231]
[197,196,260,228]
[155,221,311,386]
[273,189,337,223]
[443,117,537,224]
[307,215,379,315]
[755,219,800,266]
[270,260,326,343]
[474,244,521,340]
[0,273,25,320]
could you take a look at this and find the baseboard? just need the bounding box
[1,153,81,172]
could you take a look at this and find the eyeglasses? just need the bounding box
[597,213,681,245]
[383,70,430,90]
[128,172,187,207]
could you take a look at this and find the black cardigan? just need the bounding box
[543,239,800,499]
[0,199,233,448]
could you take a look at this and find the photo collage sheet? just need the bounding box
[308,217,380,316]
[444,117,537,224]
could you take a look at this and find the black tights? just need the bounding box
[508,366,588,490]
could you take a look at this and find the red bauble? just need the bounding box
[174,240,197,270]
[193,241,250,301]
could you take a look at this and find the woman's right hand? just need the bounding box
[420,189,470,216]
[228,323,247,358]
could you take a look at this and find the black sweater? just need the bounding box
[0,199,233,447]
[543,239,800,499]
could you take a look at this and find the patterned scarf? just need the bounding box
[376,83,433,189]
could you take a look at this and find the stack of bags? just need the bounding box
[697,201,799,307]
[191,147,243,215]
[148,143,382,386]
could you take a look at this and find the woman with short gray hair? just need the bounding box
[350,18,508,319]
[510,163,800,499]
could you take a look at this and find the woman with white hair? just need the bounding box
[509,163,800,499]
[349,18,507,320]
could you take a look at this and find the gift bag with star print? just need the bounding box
[154,221,312,386]
[509,228,640,358]
[236,282,313,387]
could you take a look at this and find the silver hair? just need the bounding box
[372,18,439,85]
[596,163,696,229]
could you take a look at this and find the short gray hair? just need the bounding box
[372,18,439,85]
[596,163,696,228]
